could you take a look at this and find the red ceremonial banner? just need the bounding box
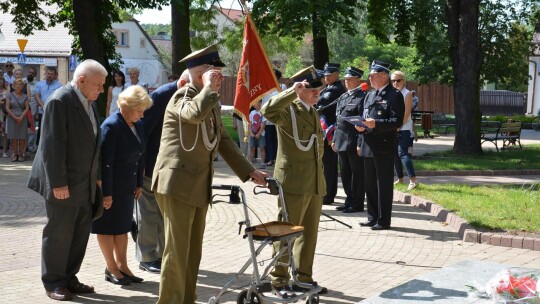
[233,14,280,121]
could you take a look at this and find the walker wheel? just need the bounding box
[237,289,262,304]
[208,296,218,304]
[306,294,319,304]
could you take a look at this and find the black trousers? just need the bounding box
[264,125,278,163]
[338,150,365,210]
[364,154,394,227]
[322,140,338,203]
[42,200,92,290]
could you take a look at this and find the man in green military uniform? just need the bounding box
[151,44,267,304]
[261,66,327,296]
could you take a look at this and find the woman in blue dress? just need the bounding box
[92,85,153,285]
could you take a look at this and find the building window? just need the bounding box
[140,38,146,48]
[113,30,129,47]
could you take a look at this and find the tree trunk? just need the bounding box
[73,0,112,117]
[171,0,191,75]
[446,0,483,155]
[311,11,329,69]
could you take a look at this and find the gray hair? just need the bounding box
[117,85,153,110]
[73,59,107,80]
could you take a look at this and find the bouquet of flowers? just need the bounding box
[468,269,540,303]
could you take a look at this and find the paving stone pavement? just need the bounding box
[1,151,540,304]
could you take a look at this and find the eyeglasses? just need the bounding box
[391,79,403,83]
[5,65,14,68]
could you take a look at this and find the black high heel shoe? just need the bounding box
[120,270,144,283]
[105,268,131,285]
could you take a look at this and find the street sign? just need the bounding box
[17,39,28,53]
[69,55,77,71]
[17,53,26,65]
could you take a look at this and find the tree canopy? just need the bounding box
[249,0,361,68]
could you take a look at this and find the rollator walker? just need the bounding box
[208,178,321,304]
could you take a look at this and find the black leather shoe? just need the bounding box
[105,268,131,285]
[359,221,376,227]
[272,285,295,298]
[342,207,364,213]
[139,261,161,273]
[292,283,328,295]
[46,287,73,301]
[120,271,144,283]
[67,282,95,293]
[371,224,390,230]
[335,205,348,211]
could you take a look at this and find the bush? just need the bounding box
[482,114,535,123]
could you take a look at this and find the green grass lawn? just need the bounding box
[222,114,540,233]
[415,144,540,171]
[221,115,239,143]
[396,183,540,233]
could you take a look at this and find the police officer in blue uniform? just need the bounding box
[332,67,366,213]
[316,63,346,205]
[357,61,405,230]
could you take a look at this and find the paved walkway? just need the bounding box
[1,131,539,303]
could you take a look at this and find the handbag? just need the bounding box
[27,110,35,132]
[92,186,104,221]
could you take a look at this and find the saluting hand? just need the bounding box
[292,81,309,95]
[203,69,224,92]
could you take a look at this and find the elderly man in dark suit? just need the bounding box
[356,60,405,230]
[27,59,107,301]
[332,66,366,213]
[317,63,346,205]
[135,70,189,274]
[261,66,327,296]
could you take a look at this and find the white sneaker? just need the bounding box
[393,179,402,185]
[407,181,419,190]
[2,152,8,158]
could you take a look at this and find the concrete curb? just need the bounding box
[415,169,540,176]
[393,190,540,251]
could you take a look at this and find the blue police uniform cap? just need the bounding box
[179,44,226,68]
[370,60,391,74]
[315,69,325,78]
[291,66,323,89]
[344,66,364,78]
[323,63,341,75]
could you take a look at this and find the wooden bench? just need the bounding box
[432,113,455,135]
[481,121,523,152]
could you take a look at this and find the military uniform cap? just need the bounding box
[179,44,226,68]
[291,65,323,89]
[344,66,364,78]
[370,60,391,74]
[323,63,341,75]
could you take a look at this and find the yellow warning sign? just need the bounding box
[17,39,28,52]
